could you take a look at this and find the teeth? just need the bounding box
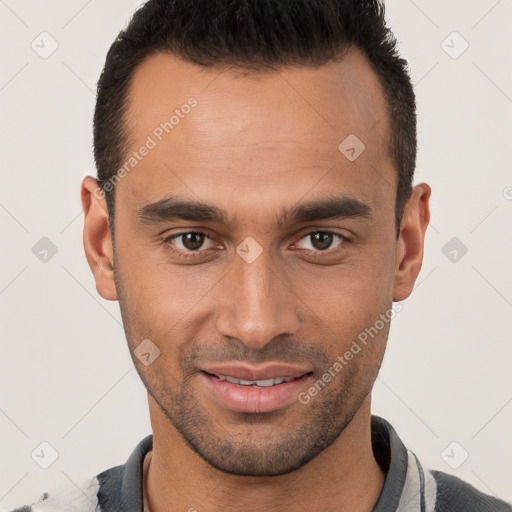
[239,379,257,385]
[215,375,297,387]
[252,379,275,387]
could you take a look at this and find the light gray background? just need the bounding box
[1,0,511,508]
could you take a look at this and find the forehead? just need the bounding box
[120,49,395,219]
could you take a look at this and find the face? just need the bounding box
[82,48,430,476]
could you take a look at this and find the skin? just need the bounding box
[81,47,431,511]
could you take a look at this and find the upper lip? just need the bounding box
[201,363,311,381]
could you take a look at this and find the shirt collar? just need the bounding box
[96,415,409,512]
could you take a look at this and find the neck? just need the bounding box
[145,394,384,512]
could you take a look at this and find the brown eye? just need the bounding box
[165,231,217,255]
[295,231,346,252]
[310,232,334,250]
[181,232,206,251]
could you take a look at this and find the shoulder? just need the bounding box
[431,469,512,512]
[4,434,153,512]
[2,476,100,512]
[370,416,511,512]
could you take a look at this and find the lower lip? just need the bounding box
[201,372,312,413]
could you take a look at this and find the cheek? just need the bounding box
[289,255,389,313]
[116,233,214,311]
[287,262,393,357]
[115,254,225,358]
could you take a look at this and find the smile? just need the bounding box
[210,374,298,387]
[200,370,313,413]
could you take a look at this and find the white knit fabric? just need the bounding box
[4,476,100,512]
[396,450,437,512]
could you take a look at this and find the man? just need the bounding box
[7,0,511,511]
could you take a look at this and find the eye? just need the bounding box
[294,231,347,252]
[165,231,218,254]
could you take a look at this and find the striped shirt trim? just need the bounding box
[6,416,511,511]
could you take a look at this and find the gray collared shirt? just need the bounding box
[7,416,511,511]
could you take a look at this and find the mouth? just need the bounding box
[206,373,299,388]
[199,364,313,413]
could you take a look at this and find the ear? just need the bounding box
[80,176,118,301]
[393,183,431,302]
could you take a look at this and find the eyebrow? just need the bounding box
[138,194,372,228]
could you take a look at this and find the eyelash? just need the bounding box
[161,230,348,259]
[162,231,218,259]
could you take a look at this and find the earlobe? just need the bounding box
[392,183,431,302]
[80,176,118,301]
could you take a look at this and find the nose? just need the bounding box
[214,248,301,351]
